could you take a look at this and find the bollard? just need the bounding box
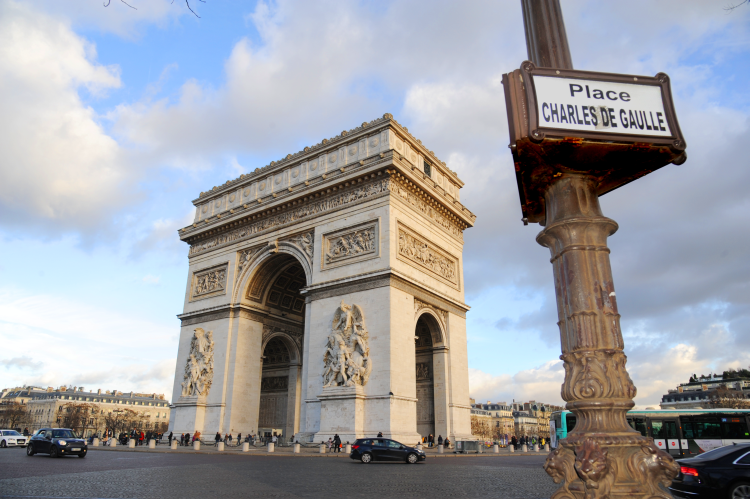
[171,439,178,450]
[193,440,201,451]
[267,442,274,453]
[319,443,326,454]
[509,444,514,453]
[128,439,136,448]
[243,442,250,452]
[148,440,156,449]
[111,439,117,447]
[416,443,423,452]
[438,444,444,454]
[92,438,100,447]
[217,442,224,451]
[345,443,351,454]
[494,444,499,454]
[478,443,483,454]
[544,443,550,452]
[293,443,300,454]
[522,444,528,453]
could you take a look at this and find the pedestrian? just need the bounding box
[444,437,451,449]
[139,430,145,446]
[333,434,341,453]
[428,434,434,448]
[272,433,278,446]
[236,433,241,446]
[215,432,222,446]
[186,432,191,445]
[168,431,173,445]
[327,437,333,451]
[437,435,443,446]
[511,435,517,449]
[23,427,29,436]
[377,432,383,437]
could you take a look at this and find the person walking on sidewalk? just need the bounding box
[215,432,222,446]
[333,434,341,453]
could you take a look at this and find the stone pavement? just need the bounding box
[0,445,558,498]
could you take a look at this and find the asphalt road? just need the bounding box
[0,446,558,499]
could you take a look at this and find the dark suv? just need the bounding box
[27,428,87,458]
[350,438,426,464]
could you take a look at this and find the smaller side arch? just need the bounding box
[414,308,446,347]
[261,329,302,365]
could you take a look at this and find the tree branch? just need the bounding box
[104,0,137,10]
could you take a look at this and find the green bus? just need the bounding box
[550,409,750,457]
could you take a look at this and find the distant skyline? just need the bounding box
[1,1,748,408]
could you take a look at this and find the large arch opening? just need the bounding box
[415,315,437,440]
[244,253,307,443]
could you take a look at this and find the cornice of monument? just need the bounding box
[178,116,476,250]
[180,152,476,255]
[193,113,463,204]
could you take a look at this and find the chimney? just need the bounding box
[97,389,101,395]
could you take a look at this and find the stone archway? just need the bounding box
[242,253,307,442]
[415,316,436,439]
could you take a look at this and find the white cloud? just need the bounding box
[0,287,177,399]
[0,1,130,236]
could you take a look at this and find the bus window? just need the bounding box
[682,422,695,439]
[721,419,749,439]
[629,418,647,437]
[693,421,721,438]
[566,413,576,433]
[651,421,664,439]
[664,421,678,439]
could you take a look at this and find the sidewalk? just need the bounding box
[88,443,547,458]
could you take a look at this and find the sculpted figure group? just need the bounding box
[181,328,215,397]
[322,301,372,388]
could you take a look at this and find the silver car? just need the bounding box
[0,430,27,447]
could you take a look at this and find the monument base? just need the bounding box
[313,385,365,443]
[171,395,206,434]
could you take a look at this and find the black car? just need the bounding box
[27,428,87,458]
[670,443,750,498]
[350,438,426,464]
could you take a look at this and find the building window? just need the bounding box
[423,161,431,177]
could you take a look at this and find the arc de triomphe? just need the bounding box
[168,114,476,444]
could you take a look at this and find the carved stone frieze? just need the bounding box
[260,376,288,392]
[290,231,314,261]
[191,264,228,300]
[237,245,266,274]
[189,176,467,257]
[181,328,215,397]
[322,301,372,388]
[416,362,430,381]
[398,223,458,288]
[322,220,378,270]
[561,350,637,402]
[414,298,448,325]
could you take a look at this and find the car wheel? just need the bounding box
[0,440,6,448]
[49,446,59,458]
[26,445,35,456]
[360,452,372,464]
[406,453,418,464]
[78,452,86,458]
[731,483,750,499]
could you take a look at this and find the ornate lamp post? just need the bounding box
[502,1,687,497]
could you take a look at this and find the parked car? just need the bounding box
[669,442,750,498]
[350,438,426,464]
[0,430,27,447]
[26,428,87,458]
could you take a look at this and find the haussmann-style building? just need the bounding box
[168,114,477,444]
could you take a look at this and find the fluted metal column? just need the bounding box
[519,2,679,498]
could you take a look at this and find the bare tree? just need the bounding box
[0,402,31,430]
[104,0,206,18]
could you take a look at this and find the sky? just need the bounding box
[0,0,748,409]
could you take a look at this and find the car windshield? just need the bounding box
[51,430,78,438]
[5,430,21,436]
[691,445,748,460]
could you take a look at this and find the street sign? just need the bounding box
[502,61,687,224]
